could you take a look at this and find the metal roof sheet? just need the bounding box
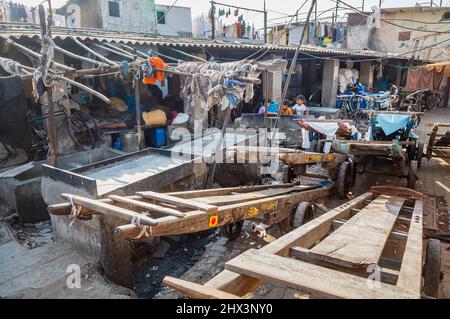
[0,22,407,60]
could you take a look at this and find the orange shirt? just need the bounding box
[281,107,293,115]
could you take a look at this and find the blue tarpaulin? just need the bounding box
[375,114,411,136]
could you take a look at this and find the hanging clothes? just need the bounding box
[234,9,239,16]
[143,57,167,85]
[406,68,444,92]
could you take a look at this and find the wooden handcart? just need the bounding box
[227,146,352,199]
[49,183,332,240]
[163,186,442,299]
[426,123,450,160]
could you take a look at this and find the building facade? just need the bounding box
[154,4,192,37]
[62,0,157,33]
[347,6,450,61]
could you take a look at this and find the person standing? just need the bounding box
[292,95,308,115]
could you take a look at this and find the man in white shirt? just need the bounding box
[292,95,308,115]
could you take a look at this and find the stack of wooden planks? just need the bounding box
[163,187,425,299]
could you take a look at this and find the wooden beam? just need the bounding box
[289,246,400,285]
[163,277,241,299]
[137,191,218,213]
[60,194,158,226]
[166,183,298,199]
[109,195,186,218]
[225,249,417,299]
[308,196,405,269]
[396,200,424,295]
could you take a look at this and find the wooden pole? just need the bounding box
[134,74,143,150]
[211,1,215,40]
[444,77,450,108]
[40,2,58,166]
[264,0,268,44]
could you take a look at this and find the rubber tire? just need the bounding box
[220,221,244,240]
[423,239,442,298]
[291,202,314,229]
[407,160,418,189]
[416,142,424,169]
[348,158,357,187]
[337,162,352,199]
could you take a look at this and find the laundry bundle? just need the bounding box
[174,60,262,111]
[142,57,167,85]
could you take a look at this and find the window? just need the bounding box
[109,1,120,17]
[442,12,450,21]
[156,10,166,24]
[398,31,411,41]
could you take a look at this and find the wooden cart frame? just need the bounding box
[163,186,441,299]
[426,123,450,160]
[49,183,332,240]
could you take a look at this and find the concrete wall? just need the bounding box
[155,4,192,37]
[347,8,450,60]
[99,0,157,33]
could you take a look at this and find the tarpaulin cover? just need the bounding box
[375,114,410,136]
[0,75,32,150]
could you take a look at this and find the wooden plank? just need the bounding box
[193,186,317,206]
[166,183,297,199]
[225,249,418,299]
[109,195,186,218]
[396,200,423,295]
[163,277,241,299]
[147,187,330,237]
[309,195,405,268]
[204,192,373,296]
[60,194,158,226]
[289,246,400,285]
[137,191,218,213]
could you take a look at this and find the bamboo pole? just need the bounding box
[0,35,75,72]
[70,35,117,66]
[60,194,159,226]
[54,44,104,66]
[54,75,110,103]
[93,43,136,60]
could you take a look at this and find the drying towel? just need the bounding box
[143,57,167,85]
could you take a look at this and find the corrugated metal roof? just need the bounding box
[0,22,406,60]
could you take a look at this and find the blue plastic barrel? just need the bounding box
[151,127,166,147]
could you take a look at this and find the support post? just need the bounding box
[321,59,340,108]
[360,61,374,90]
[264,0,268,44]
[444,77,450,108]
[135,76,143,150]
[40,2,57,166]
[211,1,215,40]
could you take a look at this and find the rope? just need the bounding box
[68,195,82,227]
[131,214,151,239]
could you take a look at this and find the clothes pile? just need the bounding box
[175,60,261,111]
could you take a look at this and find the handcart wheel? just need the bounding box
[291,202,314,229]
[337,162,352,199]
[348,158,357,186]
[407,160,418,189]
[423,239,442,298]
[408,144,417,162]
[220,221,244,240]
[416,142,424,169]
